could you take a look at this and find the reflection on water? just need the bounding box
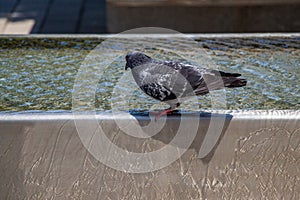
[0,37,299,111]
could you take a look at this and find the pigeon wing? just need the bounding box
[140,82,177,102]
[162,61,238,96]
[142,61,198,99]
[162,61,211,96]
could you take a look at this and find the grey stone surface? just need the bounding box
[107,0,300,33]
[0,0,106,34]
[79,0,107,33]
[0,111,299,199]
[1,0,51,34]
[40,0,83,33]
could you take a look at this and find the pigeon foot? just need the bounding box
[154,108,175,121]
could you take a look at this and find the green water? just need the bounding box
[0,37,299,111]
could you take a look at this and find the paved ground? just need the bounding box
[0,0,106,34]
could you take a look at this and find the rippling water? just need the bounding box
[0,36,299,111]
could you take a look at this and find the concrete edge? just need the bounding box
[0,110,299,121]
[0,33,300,39]
[107,0,300,7]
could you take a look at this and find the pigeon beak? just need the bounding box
[125,63,129,70]
[125,54,130,70]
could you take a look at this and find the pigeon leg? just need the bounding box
[155,108,174,121]
[153,102,181,121]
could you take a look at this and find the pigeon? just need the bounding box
[125,52,247,120]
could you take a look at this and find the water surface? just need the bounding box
[0,36,299,111]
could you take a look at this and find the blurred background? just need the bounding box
[0,0,300,34]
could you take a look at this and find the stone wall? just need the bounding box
[107,0,300,33]
[0,111,299,199]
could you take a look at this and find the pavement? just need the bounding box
[0,0,106,34]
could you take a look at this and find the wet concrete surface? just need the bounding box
[0,110,299,199]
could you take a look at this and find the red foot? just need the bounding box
[155,109,173,121]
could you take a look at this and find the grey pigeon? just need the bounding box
[125,52,247,119]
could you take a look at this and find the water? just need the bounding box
[0,36,299,112]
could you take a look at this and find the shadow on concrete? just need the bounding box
[131,111,233,162]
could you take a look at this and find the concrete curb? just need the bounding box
[0,110,299,199]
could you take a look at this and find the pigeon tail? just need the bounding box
[222,77,247,88]
[218,71,242,77]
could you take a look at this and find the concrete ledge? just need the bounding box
[1,110,299,199]
[1,33,300,39]
[108,0,300,7]
[107,0,300,33]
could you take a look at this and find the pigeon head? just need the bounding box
[125,52,152,70]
